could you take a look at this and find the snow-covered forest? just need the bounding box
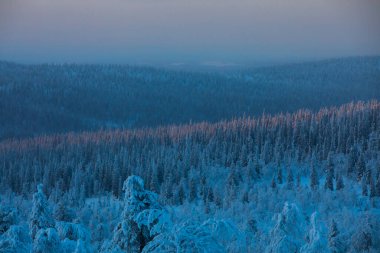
[1,0,380,250]
[1,56,379,140]
[1,100,380,252]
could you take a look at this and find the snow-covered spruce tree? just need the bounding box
[376,175,380,197]
[369,177,376,199]
[54,198,75,222]
[0,225,31,253]
[296,174,301,189]
[361,177,368,196]
[346,147,358,176]
[0,204,18,235]
[29,184,55,240]
[142,220,225,253]
[265,202,305,253]
[202,219,246,252]
[57,222,93,253]
[74,239,86,253]
[102,176,167,253]
[286,168,294,190]
[326,152,335,176]
[33,228,61,253]
[188,177,198,202]
[247,156,262,180]
[277,167,283,185]
[350,221,373,252]
[356,154,366,182]
[226,167,240,201]
[328,219,343,253]
[324,154,334,191]
[336,174,344,191]
[300,212,328,253]
[270,176,277,190]
[174,181,185,205]
[310,164,319,191]
[324,168,334,191]
[29,184,62,253]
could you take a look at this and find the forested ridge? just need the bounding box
[1,100,380,252]
[1,56,380,252]
[1,56,379,140]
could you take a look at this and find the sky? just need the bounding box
[0,0,379,66]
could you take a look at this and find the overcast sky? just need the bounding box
[0,0,379,66]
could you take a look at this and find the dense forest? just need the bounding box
[1,56,379,140]
[1,101,380,252]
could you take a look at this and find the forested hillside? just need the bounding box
[1,56,379,140]
[1,101,380,252]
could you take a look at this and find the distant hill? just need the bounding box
[0,56,379,140]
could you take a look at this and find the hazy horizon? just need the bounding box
[1,0,380,66]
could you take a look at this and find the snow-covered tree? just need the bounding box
[336,174,344,191]
[57,222,93,253]
[300,212,328,253]
[286,169,294,190]
[325,160,334,191]
[54,198,75,222]
[102,176,165,253]
[33,228,61,253]
[356,154,366,181]
[74,239,86,253]
[361,178,368,196]
[347,147,357,176]
[277,167,283,185]
[266,202,305,253]
[29,184,55,240]
[202,219,245,252]
[0,225,31,253]
[0,205,18,235]
[296,174,301,189]
[351,225,372,252]
[271,176,277,190]
[142,220,225,253]
[310,164,319,190]
[328,219,343,253]
[369,177,376,198]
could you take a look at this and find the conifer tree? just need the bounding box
[300,212,328,253]
[286,169,294,190]
[325,153,334,191]
[324,169,334,191]
[369,177,376,199]
[336,174,344,191]
[54,198,75,222]
[33,228,61,253]
[105,176,164,253]
[254,158,262,179]
[226,168,240,201]
[365,169,372,185]
[356,154,366,181]
[188,178,198,202]
[271,176,277,190]
[0,205,17,235]
[361,178,368,196]
[296,174,301,189]
[310,164,319,191]
[175,183,185,205]
[328,219,341,253]
[0,225,30,253]
[277,167,283,185]
[29,184,55,240]
[242,190,249,204]
[326,152,335,176]
[376,175,380,197]
[347,147,357,176]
